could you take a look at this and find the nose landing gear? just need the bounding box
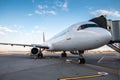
[78,54,86,64]
[78,50,86,64]
[61,51,67,57]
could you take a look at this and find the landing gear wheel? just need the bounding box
[78,58,86,64]
[38,53,43,58]
[61,53,67,57]
[61,51,67,58]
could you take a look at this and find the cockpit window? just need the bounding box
[77,24,98,31]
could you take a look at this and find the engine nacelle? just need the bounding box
[31,47,40,55]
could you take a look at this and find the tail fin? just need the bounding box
[43,32,45,42]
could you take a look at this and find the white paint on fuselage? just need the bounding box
[42,21,112,51]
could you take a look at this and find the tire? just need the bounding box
[61,53,67,57]
[38,53,43,58]
[78,58,86,64]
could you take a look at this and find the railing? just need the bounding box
[107,43,120,53]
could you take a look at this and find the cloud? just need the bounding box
[0,32,5,35]
[35,10,42,15]
[35,10,56,15]
[33,0,68,16]
[63,2,67,8]
[35,4,56,15]
[30,25,48,34]
[62,1,68,10]
[34,25,39,29]
[38,5,48,9]
[91,9,120,17]
[13,24,24,30]
[13,24,17,27]
[56,0,68,11]
[32,0,34,3]
[0,26,17,32]
[0,25,17,35]
[46,10,56,15]
[28,13,33,16]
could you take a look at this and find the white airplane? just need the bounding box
[0,17,112,64]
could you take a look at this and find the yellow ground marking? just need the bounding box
[59,74,102,80]
[85,64,118,73]
[59,63,118,80]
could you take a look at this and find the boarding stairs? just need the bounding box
[107,43,120,53]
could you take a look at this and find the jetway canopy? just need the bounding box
[89,15,107,29]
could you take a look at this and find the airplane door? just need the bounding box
[66,29,71,41]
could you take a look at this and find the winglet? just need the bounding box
[43,32,45,42]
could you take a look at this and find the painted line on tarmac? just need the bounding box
[97,56,104,63]
[58,74,103,80]
[69,58,117,73]
[85,64,118,73]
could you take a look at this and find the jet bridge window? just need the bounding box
[77,24,98,30]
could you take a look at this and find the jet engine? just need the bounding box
[31,47,40,55]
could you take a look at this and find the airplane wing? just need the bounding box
[0,43,49,49]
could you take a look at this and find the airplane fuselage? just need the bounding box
[43,21,112,51]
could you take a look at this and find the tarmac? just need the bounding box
[0,51,119,80]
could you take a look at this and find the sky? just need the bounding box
[0,0,120,51]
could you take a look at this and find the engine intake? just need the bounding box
[31,47,40,54]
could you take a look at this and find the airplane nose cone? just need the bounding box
[105,31,112,41]
[97,28,112,43]
[86,27,112,48]
[93,28,112,46]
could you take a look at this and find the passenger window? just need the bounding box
[77,24,98,31]
[77,26,81,31]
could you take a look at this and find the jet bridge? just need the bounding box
[89,15,120,53]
